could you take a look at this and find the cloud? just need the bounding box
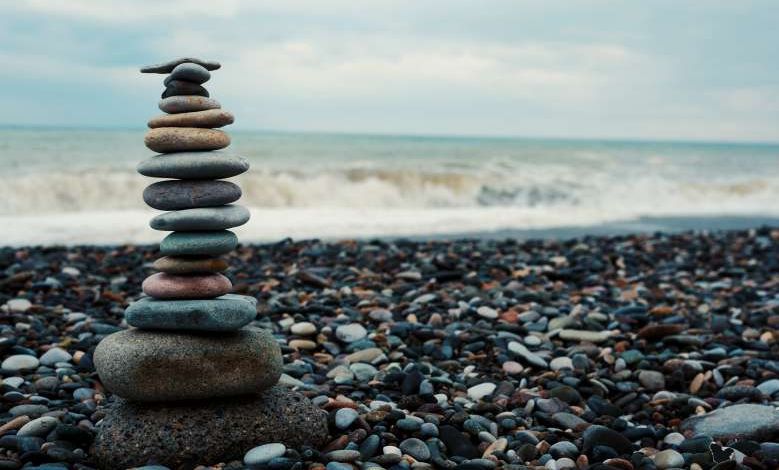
[1,1,778,142]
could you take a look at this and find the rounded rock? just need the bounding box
[17,416,59,437]
[161,80,209,99]
[39,347,72,366]
[145,128,230,153]
[150,205,250,231]
[141,272,232,299]
[94,327,282,401]
[148,109,234,129]
[1,355,39,371]
[125,294,256,331]
[244,443,286,468]
[336,323,367,343]
[334,408,359,429]
[652,449,684,469]
[160,230,238,256]
[153,256,229,274]
[166,62,211,85]
[399,438,431,461]
[159,95,221,114]
[143,180,241,211]
[92,386,327,469]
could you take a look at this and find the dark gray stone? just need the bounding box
[150,205,250,231]
[165,62,211,85]
[125,294,256,331]
[138,152,249,179]
[143,180,241,211]
[582,425,633,455]
[161,80,209,99]
[141,57,221,73]
[91,386,327,469]
[680,404,779,440]
[93,327,281,402]
[160,230,238,256]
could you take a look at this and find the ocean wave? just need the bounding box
[1,167,778,216]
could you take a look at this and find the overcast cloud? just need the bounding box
[1,0,777,142]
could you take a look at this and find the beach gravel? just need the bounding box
[1,227,778,468]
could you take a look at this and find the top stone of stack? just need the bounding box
[140,57,221,73]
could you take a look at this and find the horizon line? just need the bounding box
[1,123,778,147]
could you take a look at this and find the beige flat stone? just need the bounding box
[145,127,230,153]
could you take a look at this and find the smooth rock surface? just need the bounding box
[153,256,228,274]
[141,272,232,299]
[141,57,221,73]
[94,327,281,401]
[148,109,234,129]
[1,355,39,371]
[150,205,250,231]
[125,294,256,331]
[161,80,209,99]
[165,62,211,85]
[680,404,779,440]
[91,386,327,469]
[143,180,241,210]
[159,230,238,256]
[244,443,286,468]
[145,128,230,153]
[159,95,221,114]
[138,152,248,179]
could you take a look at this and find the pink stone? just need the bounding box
[502,361,524,375]
[142,273,232,299]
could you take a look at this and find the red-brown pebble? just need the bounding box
[141,272,232,299]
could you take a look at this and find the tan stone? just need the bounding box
[148,109,234,129]
[145,127,230,153]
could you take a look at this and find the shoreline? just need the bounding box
[1,214,778,248]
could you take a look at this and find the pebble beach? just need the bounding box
[1,227,778,469]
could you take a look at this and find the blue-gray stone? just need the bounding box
[244,443,286,468]
[125,294,256,332]
[138,152,249,179]
[399,437,430,461]
[160,230,238,256]
[150,205,250,231]
[144,180,241,211]
[165,62,210,85]
[334,408,359,429]
[141,57,221,73]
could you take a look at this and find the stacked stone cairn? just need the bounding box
[91,58,327,469]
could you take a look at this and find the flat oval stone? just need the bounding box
[138,151,248,179]
[153,256,228,274]
[148,109,234,129]
[94,327,281,401]
[159,96,221,114]
[143,180,241,210]
[160,230,238,256]
[161,80,209,99]
[145,128,230,153]
[125,294,256,331]
[165,62,210,85]
[141,272,232,299]
[141,57,221,73]
[150,205,250,231]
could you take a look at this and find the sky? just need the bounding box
[1,0,778,142]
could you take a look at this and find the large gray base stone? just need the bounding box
[91,385,328,469]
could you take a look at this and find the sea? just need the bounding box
[1,127,778,245]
